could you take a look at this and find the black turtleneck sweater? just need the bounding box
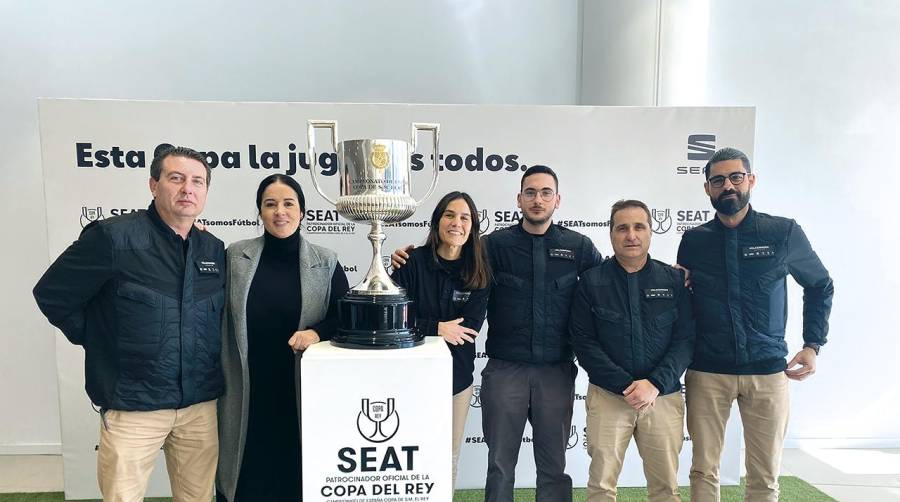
[234,230,347,502]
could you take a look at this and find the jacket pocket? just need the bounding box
[115,281,164,365]
[492,272,529,334]
[591,306,624,324]
[550,271,579,330]
[648,308,678,354]
[754,275,788,334]
[653,308,678,328]
[495,271,527,291]
[554,271,578,291]
[689,270,728,335]
[690,269,725,298]
[195,291,225,378]
[117,281,159,307]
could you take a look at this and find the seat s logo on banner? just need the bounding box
[676,134,716,175]
[357,398,400,443]
[687,134,716,161]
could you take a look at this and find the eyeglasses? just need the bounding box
[521,188,556,201]
[707,172,749,188]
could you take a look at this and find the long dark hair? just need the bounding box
[424,191,491,290]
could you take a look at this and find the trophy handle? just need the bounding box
[307,120,340,206]
[410,122,440,207]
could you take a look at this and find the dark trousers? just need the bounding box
[481,358,577,502]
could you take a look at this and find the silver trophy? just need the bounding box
[307,120,440,348]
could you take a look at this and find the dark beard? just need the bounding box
[711,190,750,216]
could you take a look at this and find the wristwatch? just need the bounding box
[803,342,821,355]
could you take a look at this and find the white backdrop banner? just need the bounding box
[39,99,754,499]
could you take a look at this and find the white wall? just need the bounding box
[580,0,661,105]
[582,0,900,446]
[661,0,900,447]
[0,0,580,453]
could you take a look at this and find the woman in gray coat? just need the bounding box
[216,174,348,502]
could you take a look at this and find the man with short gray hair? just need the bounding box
[34,146,225,502]
[571,199,694,502]
[677,147,834,501]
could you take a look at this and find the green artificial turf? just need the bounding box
[453,476,836,501]
[0,476,836,501]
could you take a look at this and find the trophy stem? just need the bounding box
[333,218,422,349]
[349,220,403,295]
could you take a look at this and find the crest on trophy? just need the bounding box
[371,144,390,169]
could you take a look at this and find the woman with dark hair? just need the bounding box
[216,174,349,502]
[390,191,491,489]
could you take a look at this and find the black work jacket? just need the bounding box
[485,222,603,364]
[33,203,226,410]
[390,246,489,394]
[677,207,834,374]
[570,257,695,395]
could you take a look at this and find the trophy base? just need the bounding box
[331,292,424,350]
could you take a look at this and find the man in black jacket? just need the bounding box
[480,165,603,502]
[570,199,694,502]
[33,146,225,502]
[393,165,603,502]
[677,147,834,502]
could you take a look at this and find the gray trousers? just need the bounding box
[481,358,577,502]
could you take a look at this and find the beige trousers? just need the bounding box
[451,384,474,489]
[584,383,684,502]
[685,370,790,502]
[97,399,218,502]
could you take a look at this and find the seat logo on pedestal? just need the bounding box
[357,398,400,443]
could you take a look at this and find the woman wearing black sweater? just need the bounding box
[390,191,491,489]
[217,174,349,502]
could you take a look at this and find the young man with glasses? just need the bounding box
[392,165,602,501]
[676,148,834,501]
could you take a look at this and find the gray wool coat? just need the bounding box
[215,234,337,501]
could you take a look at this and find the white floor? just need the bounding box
[780,448,900,501]
[1,449,899,500]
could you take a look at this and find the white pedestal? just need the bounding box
[301,337,453,502]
